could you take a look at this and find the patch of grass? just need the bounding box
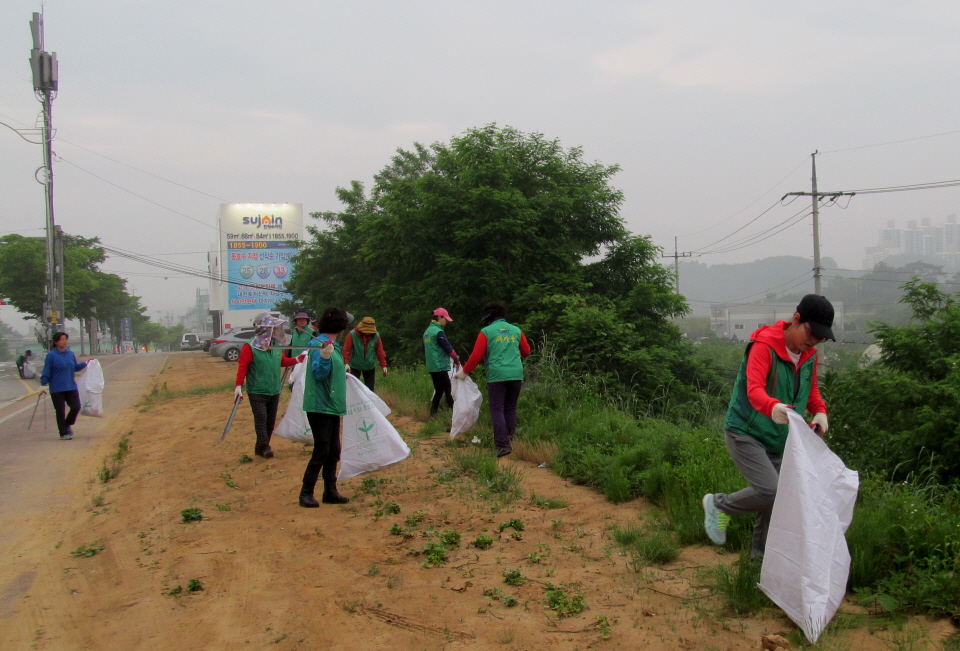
[237,454,253,464]
[502,595,518,607]
[167,585,182,596]
[220,472,236,488]
[421,541,448,567]
[503,569,525,587]
[70,542,105,558]
[97,461,120,484]
[139,380,234,409]
[473,535,494,550]
[452,449,524,502]
[438,530,461,546]
[612,523,679,566]
[90,493,105,508]
[361,477,388,495]
[215,503,231,512]
[180,508,203,523]
[512,439,558,466]
[115,435,131,462]
[705,552,772,616]
[405,511,426,527]
[498,518,525,533]
[530,492,568,509]
[383,502,401,515]
[389,523,411,537]
[544,583,586,618]
[483,587,503,600]
[367,564,379,577]
[187,579,203,592]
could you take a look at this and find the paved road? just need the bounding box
[0,361,37,405]
[0,352,168,556]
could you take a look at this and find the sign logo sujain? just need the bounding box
[241,214,284,230]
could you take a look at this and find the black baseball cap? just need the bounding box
[796,294,835,341]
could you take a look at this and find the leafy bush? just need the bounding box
[544,583,585,617]
[503,569,525,586]
[70,542,105,558]
[473,535,494,550]
[421,541,448,567]
[180,508,203,523]
[438,530,461,546]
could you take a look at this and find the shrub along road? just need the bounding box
[0,354,954,650]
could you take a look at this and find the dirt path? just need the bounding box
[0,354,954,650]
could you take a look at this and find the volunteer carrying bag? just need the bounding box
[78,359,105,417]
[449,372,482,440]
[339,374,409,480]
[22,361,37,380]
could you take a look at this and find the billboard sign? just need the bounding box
[218,204,303,312]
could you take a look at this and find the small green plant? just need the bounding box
[97,461,119,484]
[215,503,231,512]
[220,472,236,488]
[528,551,543,564]
[503,569,525,587]
[367,564,380,576]
[483,587,503,600]
[596,615,611,639]
[180,508,203,523]
[473,535,494,550]
[530,492,568,509]
[383,502,401,515]
[361,476,387,494]
[502,595,518,607]
[90,493,105,508]
[421,541,448,567]
[498,518,525,533]
[168,585,182,596]
[389,523,411,538]
[706,553,772,616]
[438,529,461,546]
[187,579,203,592]
[405,511,426,527]
[544,583,585,617]
[115,436,130,462]
[70,542,105,558]
[237,454,252,464]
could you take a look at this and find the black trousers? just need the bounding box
[349,366,376,392]
[50,389,81,436]
[302,412,342,492]
[429,371,453,415]
[247,392,279,453]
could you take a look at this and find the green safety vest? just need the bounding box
[245,345,283,396]
[349,330,380,371]
[723,342,817,454]
[302,337,347,416]
[423,322,450,373]
[289,327,317,357]
[481,319,524,383]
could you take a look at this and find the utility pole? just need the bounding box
[782,152,855,296]
[29,11,62,344]
[662,236,692,293]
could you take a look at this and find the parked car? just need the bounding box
[208,327,256,362]
[180,333,204,351]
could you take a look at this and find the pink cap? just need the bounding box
[433,307,453,322]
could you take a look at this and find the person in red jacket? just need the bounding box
[342,316,388,391]
[235,314,299,458]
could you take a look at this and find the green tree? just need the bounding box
[824,278,960,481]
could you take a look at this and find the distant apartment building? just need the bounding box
[863,216,960,271]
[709,302,845,340]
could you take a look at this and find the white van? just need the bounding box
[180,333,203,351]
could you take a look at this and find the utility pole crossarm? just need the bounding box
[662,236,692,294]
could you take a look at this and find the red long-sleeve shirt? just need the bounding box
[236,344,298,386]
[745,322,826,417]
[341,330,388,368]
[462,331,531,376]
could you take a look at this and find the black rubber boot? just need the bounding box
[321,479,349,504]
[299,482,320,508]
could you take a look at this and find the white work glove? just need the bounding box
[382,366,388,377]
[771,403,790,425]
[811,412,828,435]
[454,370,467,381]
[234,386,243,400]
[320,340,334,360]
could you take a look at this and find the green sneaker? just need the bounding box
[702,494,730,545]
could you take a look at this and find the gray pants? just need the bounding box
[713,430,782,558]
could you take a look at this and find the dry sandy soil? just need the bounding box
[0,354,955,650]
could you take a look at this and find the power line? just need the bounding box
[821,129,960,154]
[685,270,814,305]
[694,208,812,256]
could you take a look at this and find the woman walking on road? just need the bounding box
[39,332,92,440]
[456,302,530,457]
[299,307,351,508]
[342,316,388,392]
[235,313,298,459]
[423,308,461,416]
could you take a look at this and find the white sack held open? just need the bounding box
[339,374,409,480]
[22,361,37,379]
[758,409,859,643]
[449,371,483,440]
[274,361,313,444]
[77,359,105,417]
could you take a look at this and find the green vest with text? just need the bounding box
[349,331,380,371]
[302,339,347,416]
[481,319,524,383]
[724,343,817,455]
[245,345,282,395]
[423,322,449,373]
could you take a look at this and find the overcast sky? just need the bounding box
[2,1,958,330]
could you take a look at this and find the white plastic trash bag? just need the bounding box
[275,361,314,444]
[449,372,482,440]
[22,361,36,379]
[339,374,409,480]
[758,410,859,643]
[77,359,105,417]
